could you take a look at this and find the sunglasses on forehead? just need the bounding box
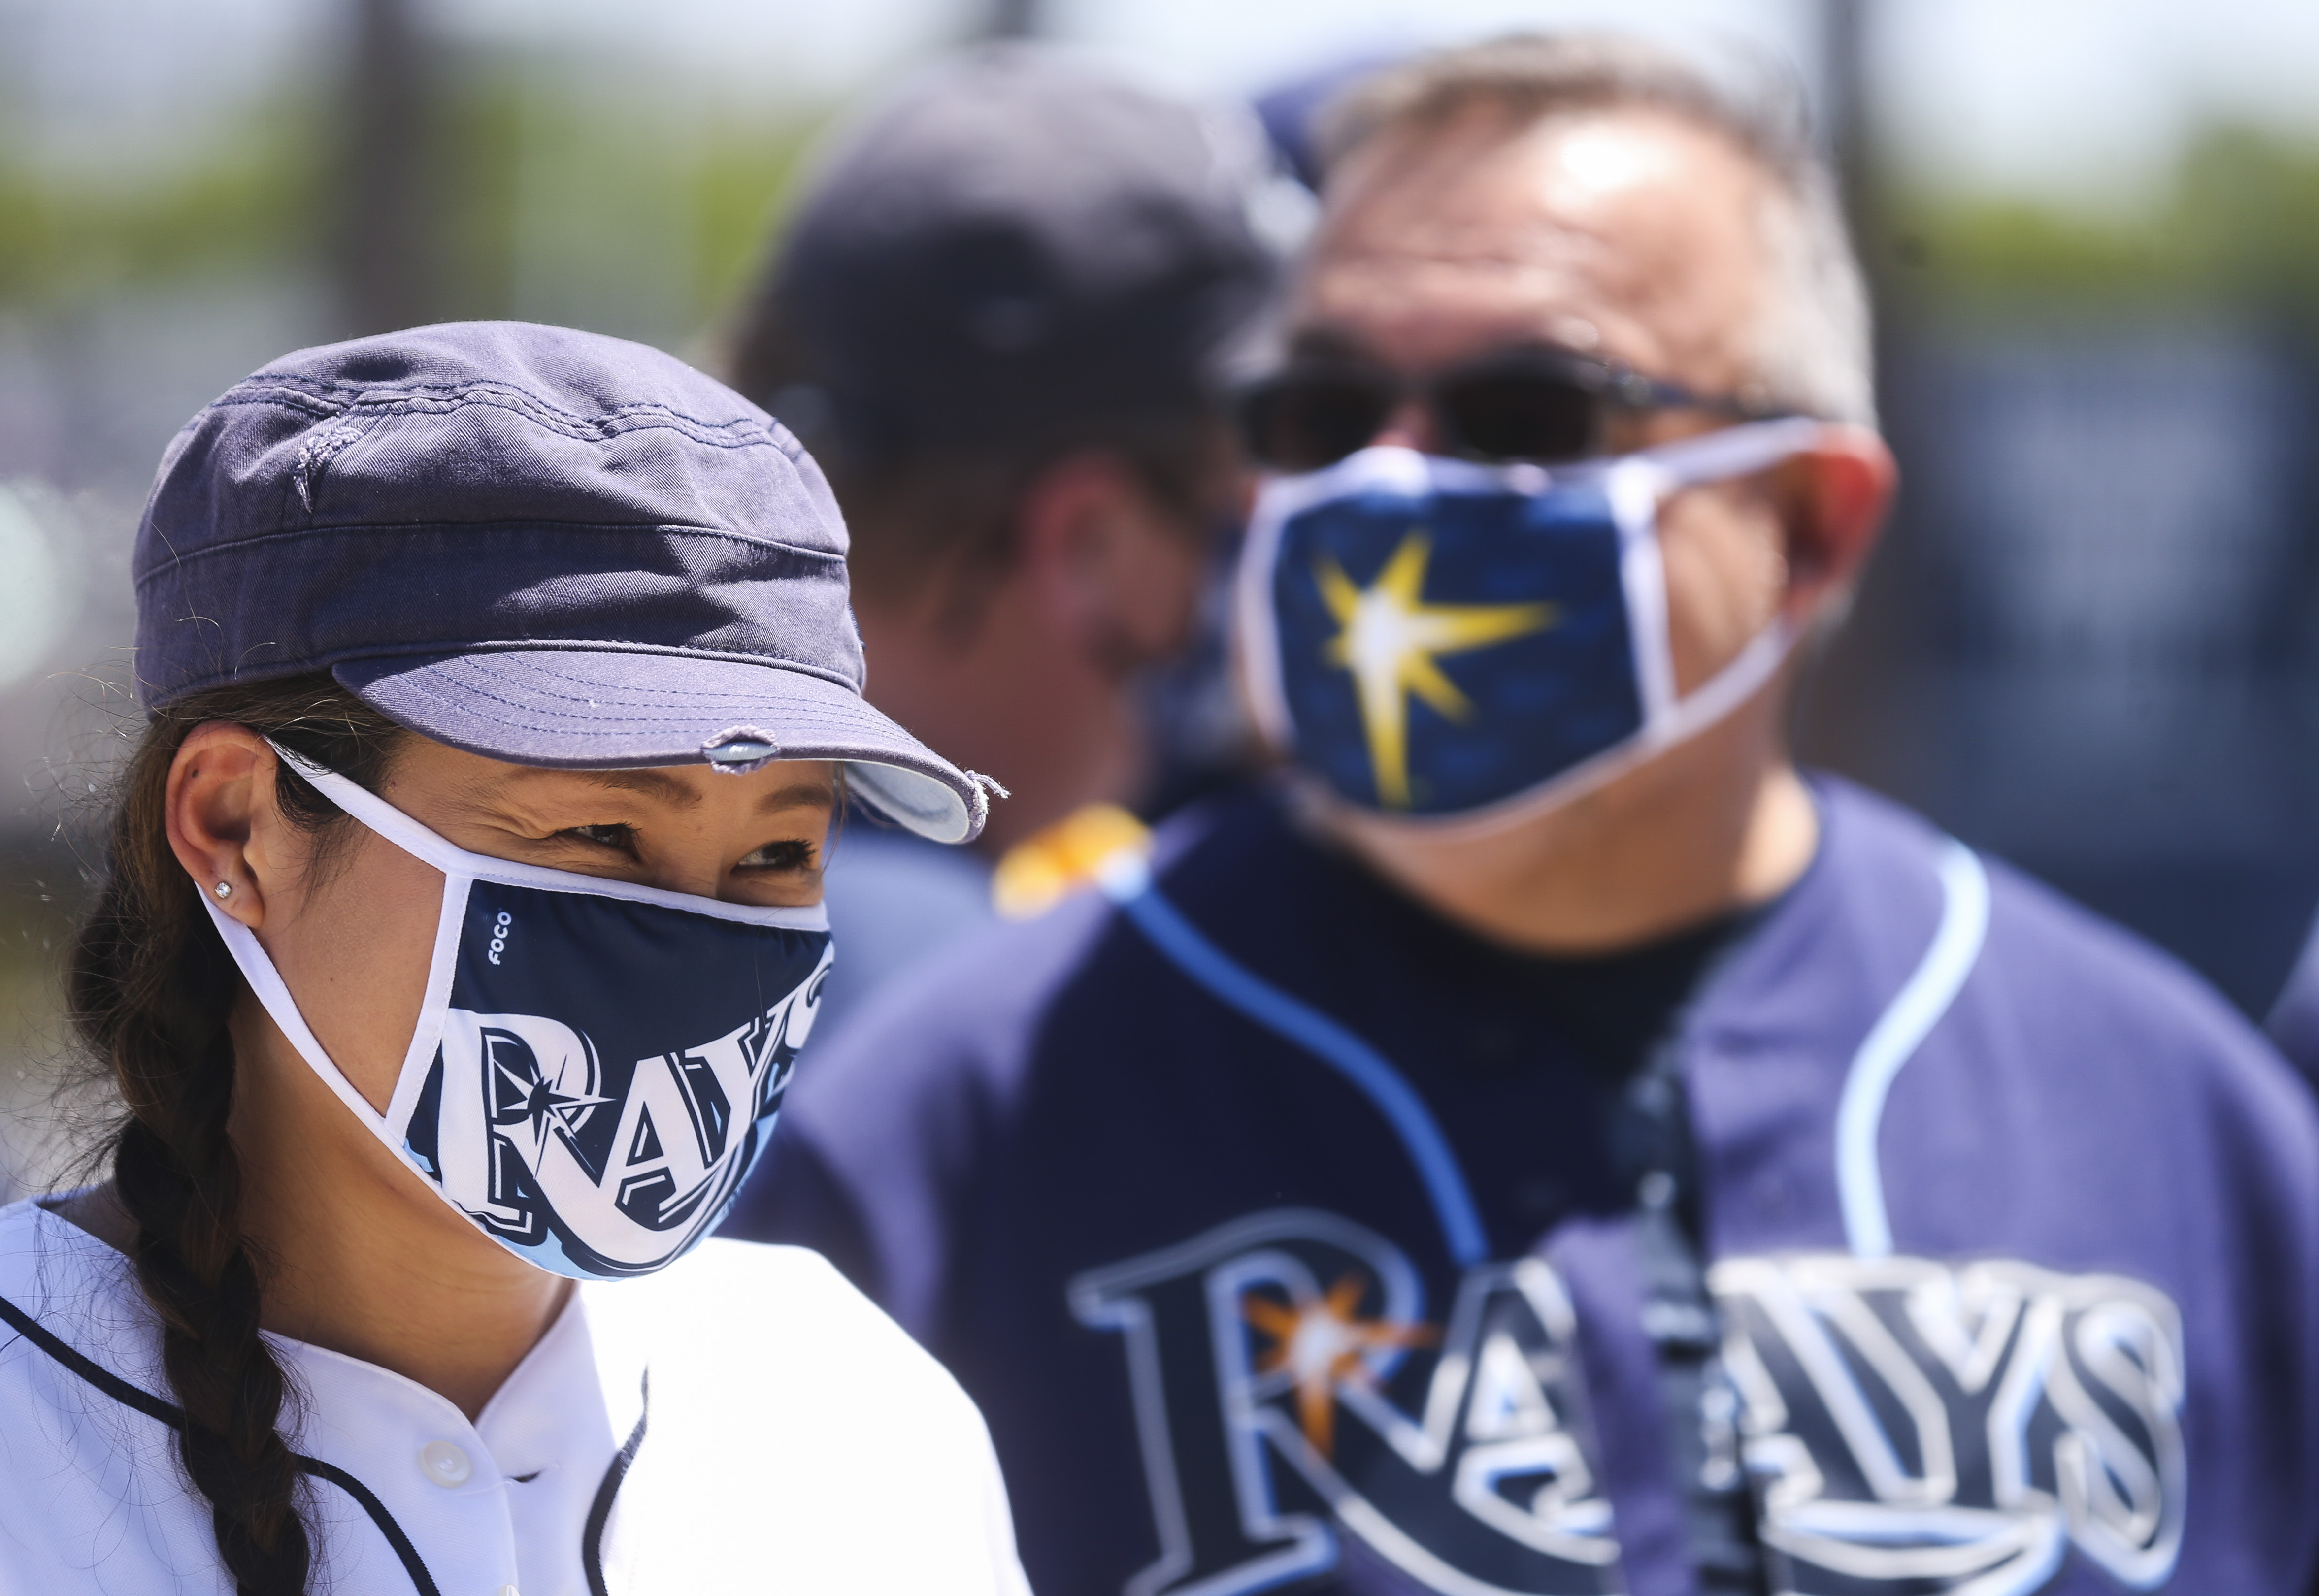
[1234,344,1791,473]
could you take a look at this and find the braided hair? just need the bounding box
[68,674,406,1596]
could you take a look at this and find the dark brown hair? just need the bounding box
[815,423,1235,630]
[69,673,405,1596]
[726,307,1237,621]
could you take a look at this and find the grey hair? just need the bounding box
[1317,33,1877,428]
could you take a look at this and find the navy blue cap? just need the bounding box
[742,45,1278,464]
[134,320,994,843]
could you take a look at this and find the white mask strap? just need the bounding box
[1619,415,1829,495]
[1656,616,1798,748]
[271,744,465,873]
[202,897,395,1132]
[264,741,828,932]
[1323,420,1822,842]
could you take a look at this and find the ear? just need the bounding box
[1014,451,1213,669]
[1775,423,1897,621]
[165,722,282,931]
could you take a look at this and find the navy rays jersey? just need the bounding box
[725,780,2319,1596]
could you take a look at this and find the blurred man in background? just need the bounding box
[730,33,2319,1596]
[721,47,1277,1041]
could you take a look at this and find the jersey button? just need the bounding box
[419,1439,472,1488]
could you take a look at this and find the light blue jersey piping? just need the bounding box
[1099,853,1490,1268]
[1833,841,1990,1257]
[1098,833,1987,1269]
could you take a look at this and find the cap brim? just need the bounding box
[334,649,989,845]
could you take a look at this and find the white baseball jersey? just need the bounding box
[0,1198,1031,1595]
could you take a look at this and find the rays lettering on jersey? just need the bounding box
[1070,1208,1624,1596]
[421,985,807,1274]
[1074,1209,2190,1596]
[1710,1254,2186,1596]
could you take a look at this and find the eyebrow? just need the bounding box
[516,768,836,814]
[576,768,702,808]
[754,779,840,814]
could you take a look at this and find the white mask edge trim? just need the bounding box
[1610,459,1678,726]
[1292,614,1800,843]
[383,871,470,1131]
[1243,418,1821,838]
[1233,488,1296,753]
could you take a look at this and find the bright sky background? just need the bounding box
[1059,0,2319,208]
[10,0,2319,208]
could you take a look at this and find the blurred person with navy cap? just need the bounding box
[0,320,1028,1594]
[717,44,1280,1045]
[723,32,2319,1596]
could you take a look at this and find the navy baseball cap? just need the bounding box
[733,44,1279,464]
[133,320,996,844]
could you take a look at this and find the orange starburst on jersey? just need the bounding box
[1243,1273,1438,1458]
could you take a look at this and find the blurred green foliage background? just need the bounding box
[1897,126,2319,321]
[15,78,2319,342]
[0,65,821,351]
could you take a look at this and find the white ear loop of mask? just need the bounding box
[199,742,831,1148]
[1239,416,1830,841]
[262,746,830,930]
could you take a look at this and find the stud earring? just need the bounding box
[212,880,233,900]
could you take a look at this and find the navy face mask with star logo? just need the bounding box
[1234,419,1826,830]
[204,746,832,1281]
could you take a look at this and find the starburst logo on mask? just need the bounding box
[1313,529,1557,808]
[483,1024,614,1167]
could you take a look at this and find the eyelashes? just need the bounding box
[559,822,640,857]
[552,823,816,873]
[737,839,816,872]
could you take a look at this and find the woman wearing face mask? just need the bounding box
[0,323,1024,1595]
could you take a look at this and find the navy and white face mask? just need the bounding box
[203,745,833,1281]
[1235,418,1827,831]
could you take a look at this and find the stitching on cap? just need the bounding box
[343,639,856,686]
[155,640,860,707]
[212,386,341,423]
[379,667,697,735]
[374,662,882,736]
[209,374,780,452]
[216,370,767,429]
[492,656,861,707]
[433,655,872,717]
[291,422,369,512]
[133,521,847,585]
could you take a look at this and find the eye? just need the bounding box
[737,839,815,873]
[558,822,639,857]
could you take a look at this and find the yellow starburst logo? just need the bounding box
[1243,1273,1438,1459]
[1313,530,1557,808]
